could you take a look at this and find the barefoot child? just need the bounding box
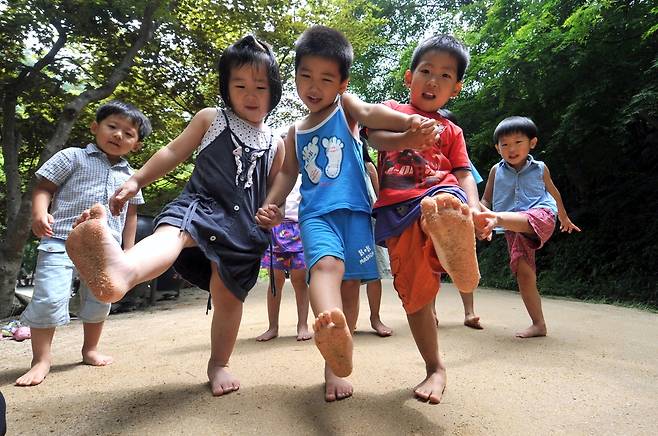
[481,116,580,338]
[257,174,312,342]
[17,100,151,386]
[66,35,285,396]
[256,25,439,402]
[368,34,494,404]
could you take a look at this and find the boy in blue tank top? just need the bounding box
[481,116,580,338]
[257,25,440,402]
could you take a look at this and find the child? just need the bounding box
[481,116,580,338]
[256,174,312,342]
[256,25,439,402]
[16,100,151,386]
[368,34,494,404]
[65,35,285,396]
[362,139,393,337]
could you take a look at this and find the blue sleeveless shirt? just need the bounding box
[492,155,557,214]
[295,102,370,222]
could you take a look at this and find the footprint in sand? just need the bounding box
[322,136,344,179]
[302,136,322,184]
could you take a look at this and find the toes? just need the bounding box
[329,308,347,328]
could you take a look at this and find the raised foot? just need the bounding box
[256,328,278,342]
[313,308,353,377]
[420,194,480,293]
[207,360,240,396]
[15,360,51,387]
[296,324,313,341]
[324,364,353,402]
[65,203,131,303]
[515,323,547,338]
[82,349,114,366]
[464,314,483,330]
[414,369,446,404]
[370,317,393,337]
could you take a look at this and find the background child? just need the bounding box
[362,139,393,337]
[65,35,285,396]
[257,174,312,342]
[481,116,580,338]
[369,34,494,404]
[256,25,439,402]
[16,100,150,386]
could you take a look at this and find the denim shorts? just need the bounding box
[20,238,110,328]
[300,209,378,282]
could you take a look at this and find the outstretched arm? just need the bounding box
[455,169,495,240]
[543,165,581,233]
[109,108,215,215]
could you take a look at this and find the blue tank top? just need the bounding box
[295,102,370,222]
[492,155,557,214]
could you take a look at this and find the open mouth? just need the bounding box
[307,96,321,104]
[422,92,436,99]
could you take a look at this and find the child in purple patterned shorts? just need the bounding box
[256,175,312,342]
[481,116,580,338]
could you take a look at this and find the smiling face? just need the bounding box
[295,55,348,114]
[91,114,142,163]
[405,50,462,113]
[228,62,271,128]
[495,131,538,170]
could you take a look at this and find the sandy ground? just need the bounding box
[1,280,657,436]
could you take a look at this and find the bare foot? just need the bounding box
[15,360,51,386]
[370,317,393,337]
[207,360,240,396]
[421,194,480,293]
[414,368,447,404]
[324,364,353,402]
[464,314,483,330]
[313,309,353,378]
[82,349,114,366]
[516,323,547,338]
[296,324,312,341]
[256,328,278,342]
[65,204,133,303]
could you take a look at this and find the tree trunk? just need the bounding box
[0,1,160,318]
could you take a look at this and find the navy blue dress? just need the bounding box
[154,110,274,301]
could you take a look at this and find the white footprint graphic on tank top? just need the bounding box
[302,136,322,184]
[322,136,344,179]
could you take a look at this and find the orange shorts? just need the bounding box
[386,217,444,315]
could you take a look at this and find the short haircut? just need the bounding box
[493,116,538,143]
[295,25,353,81]
[218,35,282,112]
[96,100,152,141]
[410,34,470,81]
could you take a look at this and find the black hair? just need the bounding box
[410,34,470,81]
[294,25,353,82]
[96,100,152,141]
[218,35,282,112]
[493,116,538,143]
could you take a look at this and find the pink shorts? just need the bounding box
[504,208,556,274]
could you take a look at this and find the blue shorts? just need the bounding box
[20,239,110,328]
[300,210,378,282]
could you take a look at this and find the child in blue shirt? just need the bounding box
[481,116,580,338]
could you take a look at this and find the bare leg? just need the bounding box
[407,303,447,404]
[256,269,286,342]
[366,280,392,337]
[81,322,113,366]
[15,327,54,386]
[515,259,547,338]
[66,204,194,303]
[494,211,534,235]
[459,292,483,329]
[420,194,479,293]
[207,263,242,396]
[432,296,438,327]
[290,269,312,341]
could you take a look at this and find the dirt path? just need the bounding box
[1,281,656,435]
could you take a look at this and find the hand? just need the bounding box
[109,178,140,216]
[255,204,282,229]
[472,209,496,241]
[559,215,581,233]
[402,119,440,151]
[32,213,54,238]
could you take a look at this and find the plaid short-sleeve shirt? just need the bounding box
[36,143,144,243]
